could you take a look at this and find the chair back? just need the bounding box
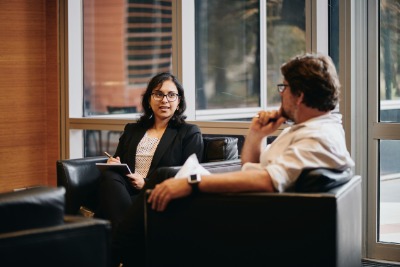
[57,156,107,214]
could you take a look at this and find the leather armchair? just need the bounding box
[0,187,111,267]
[144,166,361,267]
[57,136,240,215]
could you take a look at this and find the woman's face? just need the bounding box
[149,80,181,123]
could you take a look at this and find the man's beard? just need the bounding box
[280,106,289,120]
[280,106,294,123]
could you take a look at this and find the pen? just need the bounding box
[104,151,112,158]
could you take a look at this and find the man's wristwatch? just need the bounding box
[188,174,201,194]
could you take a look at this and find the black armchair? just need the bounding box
[0,187,111,267]
[57,135,241,215]
[144,168,361,267]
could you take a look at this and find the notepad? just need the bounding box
[96,163,132,175]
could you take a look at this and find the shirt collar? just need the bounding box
[289,112,342,132]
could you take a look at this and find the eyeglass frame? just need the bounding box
[277,83,289,93]
[151,91,180,102]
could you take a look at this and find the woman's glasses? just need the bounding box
[151,92,180,102]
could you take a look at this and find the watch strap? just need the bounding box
[189,174,200,194]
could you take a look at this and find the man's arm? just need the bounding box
[147,169,276,212]
[240,128,263,164]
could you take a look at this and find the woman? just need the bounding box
[96,72,204,227]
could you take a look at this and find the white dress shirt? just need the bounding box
[242,113,355,192]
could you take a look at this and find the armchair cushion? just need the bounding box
[202,136,238,162]
[295,167,353,192]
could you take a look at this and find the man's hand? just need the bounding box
[249,109,286,137]
[147,178,192,211]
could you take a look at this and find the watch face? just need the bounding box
[189,174,201,184]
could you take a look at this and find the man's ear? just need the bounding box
[296,92,304,105]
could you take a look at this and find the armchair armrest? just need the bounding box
[57,156,107,214]
[147,159,242,187]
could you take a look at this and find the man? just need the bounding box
[113,53,354,266]
[148,53,354,211]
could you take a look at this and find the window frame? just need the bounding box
[61,0,327,158]
[365,0,400,261]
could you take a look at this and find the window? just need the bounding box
[194,0,306,120]
[83,0,173,116]
[366,0,400,261]
[65,0,316,157]
[380,0,400,123]
[377,0,400,246]
[81,0,306,122]
[194,0,261,111]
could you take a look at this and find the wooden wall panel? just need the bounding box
[45,0,59,187]
[0,0,59,193]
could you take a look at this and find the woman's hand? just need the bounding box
[127,173,145,190]
[107,156,121,164]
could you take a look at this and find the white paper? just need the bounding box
[174,153,210,179]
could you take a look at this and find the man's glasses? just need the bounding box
[151,92,180,102]
[277,84,289,93]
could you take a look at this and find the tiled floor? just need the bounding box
[363,259,400,266]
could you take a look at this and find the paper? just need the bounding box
[174,154,210,179]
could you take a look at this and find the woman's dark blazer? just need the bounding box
[113,122,204,180]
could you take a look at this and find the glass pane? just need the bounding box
[328,0,339,70]
[83,0,173,116]
[194,0,306,111]
[195,0,261,110]
[84,130,122,157]
[266,0,306,107]
[379,140,400,243]
[380,0,400,123]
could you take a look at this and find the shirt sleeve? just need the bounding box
[263,138,344,192]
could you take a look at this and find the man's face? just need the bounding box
[279,80,298,123]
